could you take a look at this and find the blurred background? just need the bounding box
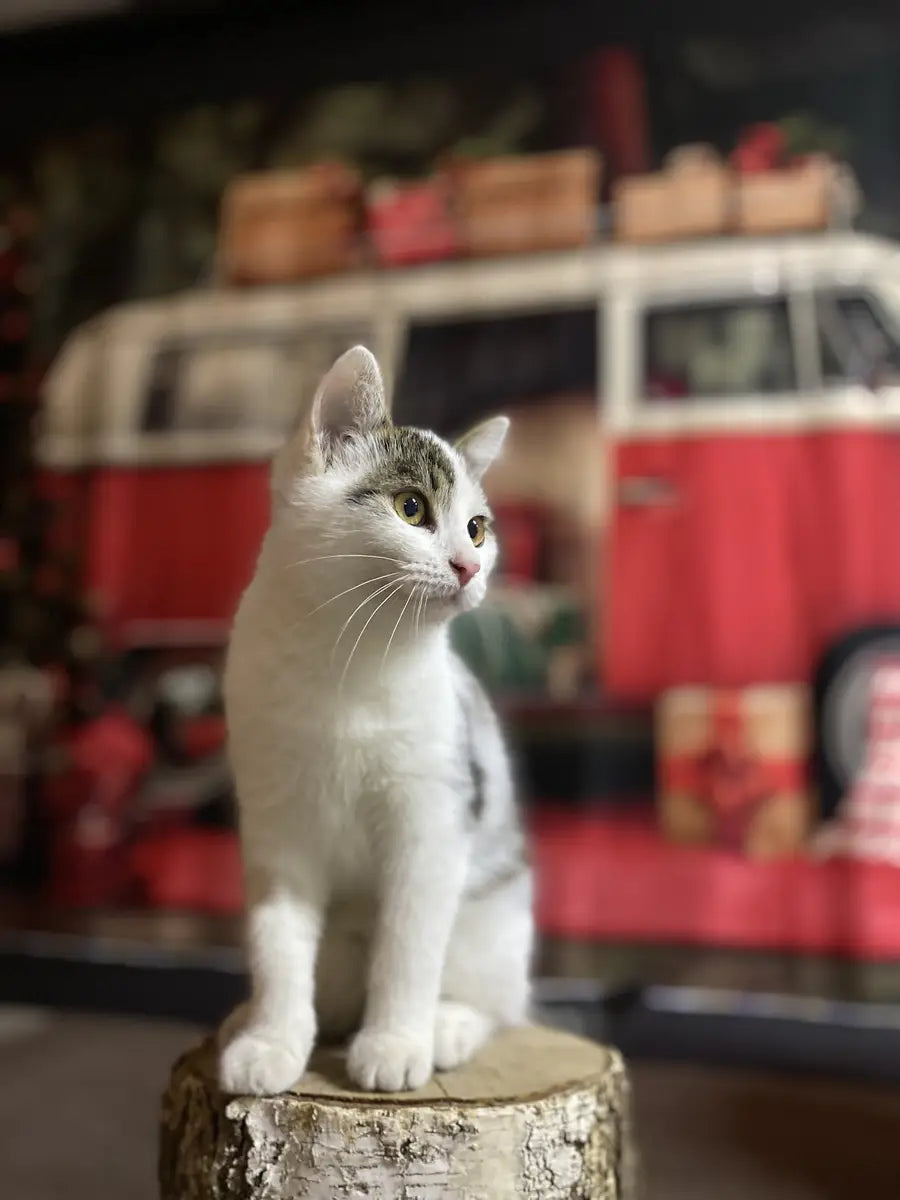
[3,1,900,1196]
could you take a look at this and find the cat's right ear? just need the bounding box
[311,345,388,462]
[272,346,388,498]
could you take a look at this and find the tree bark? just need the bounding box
[159,1024,634,1200]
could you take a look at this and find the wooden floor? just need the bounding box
[2,1008,899,1200]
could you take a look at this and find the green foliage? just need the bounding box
[779,111,852,161]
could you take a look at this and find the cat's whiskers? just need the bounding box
[330,576,406,664]
[283,553,404,571]
[380,585,418,675]
[413,584,428,640]
[302,571,402,621]
[339,583,404,691]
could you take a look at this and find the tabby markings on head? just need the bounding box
[351,426,459,509]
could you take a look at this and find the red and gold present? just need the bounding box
[219,163,364,285]
[656,685,813,859]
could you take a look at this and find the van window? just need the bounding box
[141,325,371,435]
[815,291,900,387]
[642,298,796,400]
[392,307,597,434]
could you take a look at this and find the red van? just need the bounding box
[37,230,900,851]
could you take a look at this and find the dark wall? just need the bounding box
[1,1,898,151]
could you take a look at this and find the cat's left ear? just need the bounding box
[456,416,510,482]
[311,345,388,462]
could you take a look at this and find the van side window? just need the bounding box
[392,307,597,433]
[141,326,370,434]
[815,292,900,387]
[642,298,796,400]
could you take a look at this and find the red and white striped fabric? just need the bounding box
[839,660,900,864]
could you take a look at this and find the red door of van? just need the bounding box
[603,283,900,704]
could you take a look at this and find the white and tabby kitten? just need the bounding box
[219,345,533,1095]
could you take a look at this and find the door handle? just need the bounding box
[618,475,679,508]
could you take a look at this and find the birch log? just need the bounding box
[159,1025,634,1200]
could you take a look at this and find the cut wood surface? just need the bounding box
[159,1024,635,1199]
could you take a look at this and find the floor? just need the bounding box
[2,1008,899,1199]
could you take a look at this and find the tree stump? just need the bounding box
[159,1025,635,1199]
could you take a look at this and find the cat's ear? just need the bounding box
[310,345,388,461]
[272,346,387,499]
[456,416,509,482]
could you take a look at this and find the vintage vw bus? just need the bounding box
[37,230,900,815]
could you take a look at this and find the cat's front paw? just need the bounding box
[433,1000,494,1071]
[346,1027,432,1092]
[219,1022,314,1096]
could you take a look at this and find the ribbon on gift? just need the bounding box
[662,690,806,849]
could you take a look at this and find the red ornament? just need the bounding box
[367,179,457,266]
[178,713,226,761]
[44,709,156,905]
[65,708,154,811]
[732,124,786,174]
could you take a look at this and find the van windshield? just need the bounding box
[816,287,900,388]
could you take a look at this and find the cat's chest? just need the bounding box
[295,710,453,794]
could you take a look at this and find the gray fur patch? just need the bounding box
[468,747,486,821]
[456,659,493,824]
[352,425,458,511]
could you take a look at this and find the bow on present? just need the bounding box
[663,692,803,849]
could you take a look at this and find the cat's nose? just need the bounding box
[450,557,481,588]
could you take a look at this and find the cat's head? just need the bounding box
[271,346,508,624]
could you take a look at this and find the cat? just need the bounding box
[218,345,533,1095]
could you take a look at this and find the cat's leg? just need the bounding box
[219,870,324,1096]
[435,863,533,1071]
[346,790,467,1092]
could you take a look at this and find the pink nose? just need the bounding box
[450,557,481,588]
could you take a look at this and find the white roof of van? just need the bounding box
[64,230,900,329]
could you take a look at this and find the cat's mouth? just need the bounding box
[437,582,479,612]
[407,581,464,614]
[404,575,479,615]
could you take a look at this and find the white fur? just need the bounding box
[219,347,533,1095]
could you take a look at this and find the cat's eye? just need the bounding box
[394,490,427,526]
[467,515,486,547]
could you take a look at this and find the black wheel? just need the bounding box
[814,623,900,820]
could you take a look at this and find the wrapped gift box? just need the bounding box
[219,163,363,285]
[367,178,457,266]
[657,685,813,858]
[451,149,600,257]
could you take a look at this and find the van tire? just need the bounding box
[814,623,900,820]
